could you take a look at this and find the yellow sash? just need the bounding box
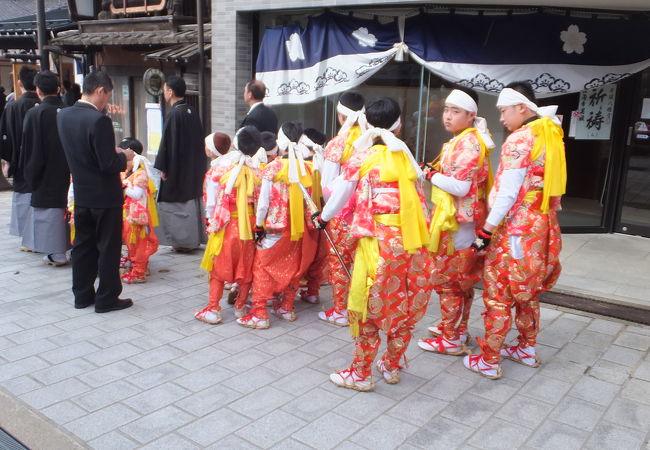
[527,117,566,212]
[221,165,258,241]
[340,125,362,164]
[147,177,159,228]
[274,160,312,241]
[307,162,323,210]
[200,229,225,272]
[427,186,459,254]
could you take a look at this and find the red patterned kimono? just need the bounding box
[430,130,489,340]
[478,123,562,364]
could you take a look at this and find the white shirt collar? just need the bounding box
[78,99,98,110]
[247,101,263,114]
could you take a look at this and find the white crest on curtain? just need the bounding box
[352,27,377,48]
[560,25,587,55]
[285,33,305,62]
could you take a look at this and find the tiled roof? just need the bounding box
[0,0,68,21]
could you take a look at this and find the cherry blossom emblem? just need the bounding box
[352,27,377,48]
[285,32,305,62]
[560,24,587,55]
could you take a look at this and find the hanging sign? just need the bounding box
[575,85,616,140]
[145,103,163,155]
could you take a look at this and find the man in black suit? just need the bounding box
[240,80,278,134]
[57,71,135,313]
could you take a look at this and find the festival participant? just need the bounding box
[196,126,265,324]
[120,137,160,284]
[237,122,313,329]
[314,97,432,391]
[318,90,367,326]
[417,88,493,355]
[260,131,279,163]
[464,82,565,379]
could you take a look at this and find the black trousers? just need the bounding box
[72,206,123,309]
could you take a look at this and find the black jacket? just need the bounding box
[22,96,70,209]
[0,91,40,192]
[240,102,278,134]
[57,101,126,209]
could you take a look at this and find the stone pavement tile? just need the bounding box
[205,434,260,450]
[1,375,44,396]
[299,335,350,357]
[52,313,105,332]
[587,360,632,385]
[526,420,589,450]
[288,321,335,341]
[122,382,192,415]
[47,325,105,347]
[600,345,645,367]
[539,358,588,384]
[87,431,139,450]
[257,334,309,357]
[614,332,650,352]
[172,345,230,371]
[176,383,243,417]
[545,316,589,335]
[440,393,499,428]
[281,387,346,422]
[41,400,88,424]
[500,361,539,383]
[584,421,647,450]
[127,345,185,369]
[78,360,142,388]
[334,390,396,425]
[40,341,100,365]
[272,366,327,396]
[235,409,307,449]
[586,318,625,336]
[520,374,573,405]
[325,441,366,450]
[536,330,577,349]
[555,342,602,366]
[20,378,91,409]
[120,405,194,444]
[0,356,49,382]
[633,360,650,382]
[73,379,141,412]
[91,328,144,349]
[177,408,251,447]
[84,342,143,367]
[466,417,533,450]
[169,330,219,352]
[468,377,522,404]
[308,349,353,375]
[604,397,650,431]
[372,371,428,401]
[494,394,555,429]
[5,324,64,345]
[130,328,186,351]
[127,362,188,390]
[222,366,284,394]
[219,348,274,373]
[407,415,475,450]
[0,338,58,362]
[621,378,650,405]
[402,353,454,380]
[568,376,620,406]
[572,329,616,350]
[31,358,97,385]
[228,386,295,420]
[626,325,650,337]
[140,433,201,450]
[291,411,362,450]
[65,403,141,441]
[387,392,448,426]
[92,315,146,333]
[418,370,475,402]
[349,414,418,450]
[218,331,268,355]
[174,364,235,392]
[548,396,606,431]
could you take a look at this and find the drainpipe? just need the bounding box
[36,0,49,70]
[196,0,205,131]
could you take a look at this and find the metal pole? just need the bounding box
[36,0,49,70]
[196,0,205,131]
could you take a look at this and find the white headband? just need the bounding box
[337,102,368,135]
[353,123,422,179]
[388,116,401,132]
[445,89,478,114]
[223,146,267,195]
[277,127,307,183]
[497,88,561,126]
[299,134,325,172]
[204,133,219,157]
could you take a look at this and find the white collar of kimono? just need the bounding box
[222,139,268,195]
[277,127,308,183]
[497,88,561,126]
[337,102,368,136]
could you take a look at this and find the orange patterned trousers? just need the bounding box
[326,217,355,311]
[303,228,329,297]
[349,224,433,377]
[122,222,158,278]
[478,210,562,364]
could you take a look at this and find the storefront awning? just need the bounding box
[143,42,211,62]
[256,10,650,104]
[0,6,75,50]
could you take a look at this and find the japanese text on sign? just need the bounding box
[575,85,616,140]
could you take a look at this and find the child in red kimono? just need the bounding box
[464,82,565,379]
[261,131,280,163]
[120,137,160,284]
[196,126,265,324]
[417,88,493,356]
[315,98,432,391]
[318,91,367,327]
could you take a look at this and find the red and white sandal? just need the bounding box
[418,335,468,356]
[375,359,400,384]
[463,354,502,380]
[273,307,297,322]
[428,324,471,344]
[500,344,541,368]
[236,314,270,329]
[194,306,222,324]
[318,308,348,327]
[329,367,374,392]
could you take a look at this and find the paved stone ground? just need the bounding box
[1,190,650,450]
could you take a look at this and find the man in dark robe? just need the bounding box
[0,66,39,244]
[154,75,207,252]
[22,70,71,266]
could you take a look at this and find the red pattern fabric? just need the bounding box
[303,228,328,297]
[326,216,355,311]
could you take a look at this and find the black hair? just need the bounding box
[260,131,277,151]
[281,121,303,143]
[338,90,365,111]
[62,80,72,90]
[19,66,37,92]
[453,86,479,106]
[304,128,326,146]
[82,71,113,95]
[505,81,536,102]
[246,80,266,101]
[34,70,59,96]
[165,75,186,98]
[365,97,401,129]
[236,126,262,156]
[118,137,144,155]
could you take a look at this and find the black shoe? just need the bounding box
[74,301,94,309]
[95,298,133,313]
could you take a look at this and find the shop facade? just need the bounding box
[212,0,650,237]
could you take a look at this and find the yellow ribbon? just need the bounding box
[427,186,458,255]
[221,165,258,241]
[200,229,225,272]
[147,177,159,228]
[340,125,362,164]
[274,160,312,241]
[311,168,323,210]
[527,117,567,213]
[347,236,379,337]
